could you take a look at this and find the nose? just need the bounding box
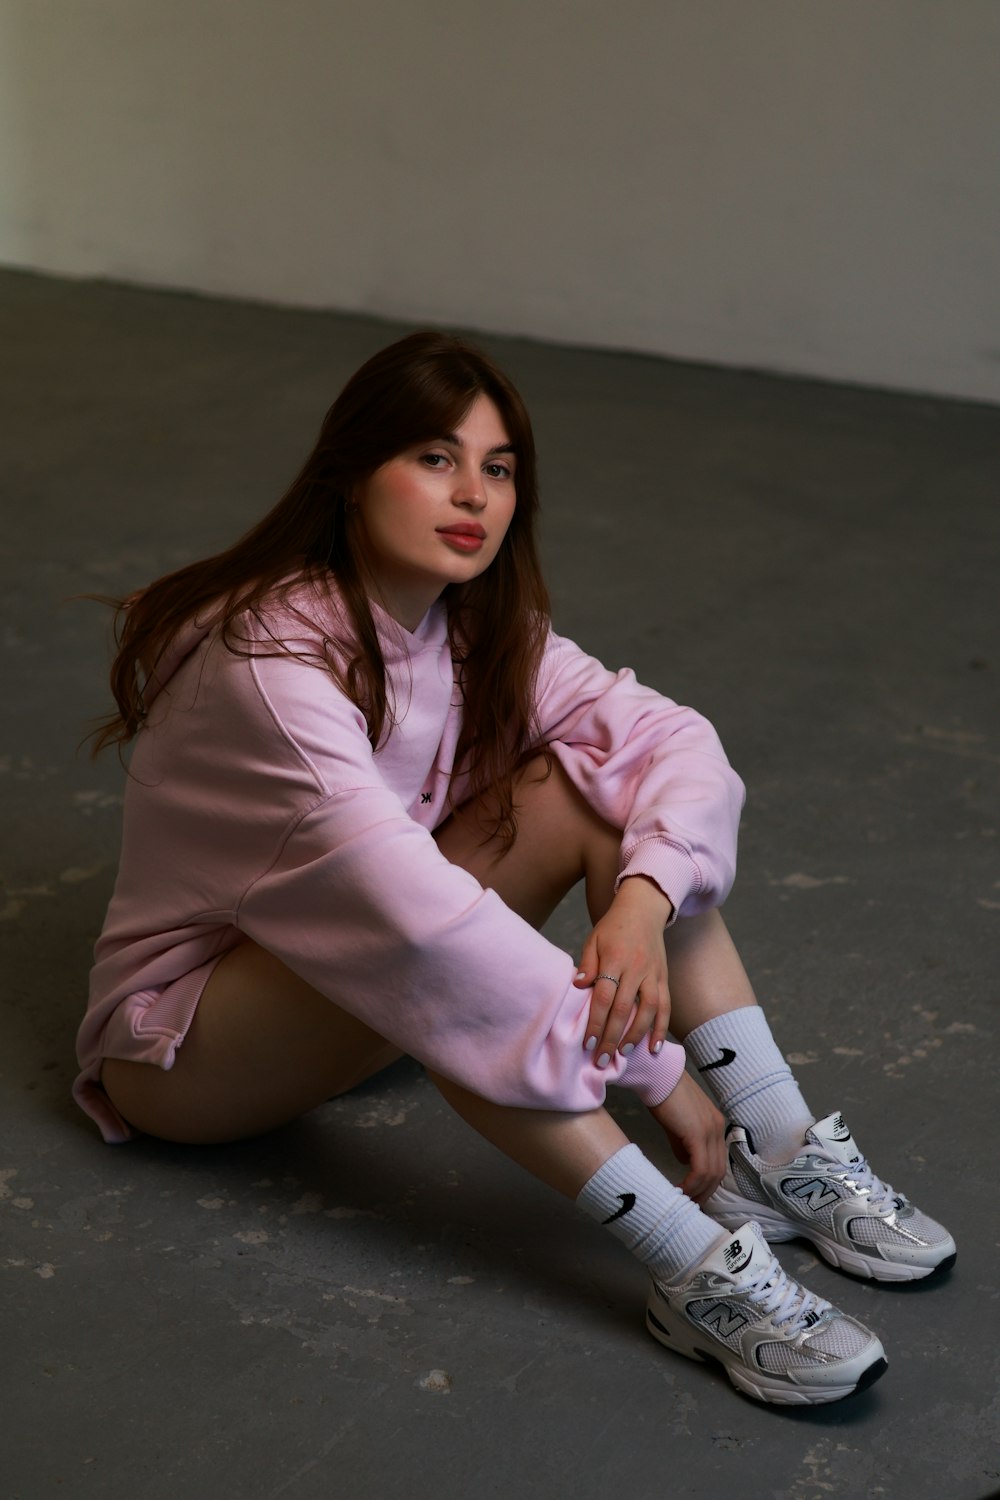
[452,462,486,509]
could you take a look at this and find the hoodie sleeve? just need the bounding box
[531,630,745,921]
[234,645,686,1112]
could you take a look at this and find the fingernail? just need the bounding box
[596,1052,611,1069]
[652,1039,663,1054]
[584,1036,597,1053]
[574,970,587,981]
[621,1042,635,1056]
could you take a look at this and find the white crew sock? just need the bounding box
[683,1006,814,1162]
[576,1143,725,1287]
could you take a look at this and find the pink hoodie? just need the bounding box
[74,582,745,1142]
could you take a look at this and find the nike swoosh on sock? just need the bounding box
[698,1048,737,1073]
[601,1192,636,1225]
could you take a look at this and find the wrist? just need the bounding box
[615,873,674,926]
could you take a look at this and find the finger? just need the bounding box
[617,978,667,1052]
[685,1131,727,1204]
[644,954,671,1052]
[583,973,626,1055]
[700,1098,727,1184]
[681,1142,718,1204]
[574,934,599,987]
[694,1164,726,1205]
[681,1168,716,1205]
[648,977,672,1053]
[593,978,643,1061]
[679,1133,707,1199]
[710,1122,728,1186]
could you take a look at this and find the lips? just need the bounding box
[436,524,486,539]
[437,523,486,554]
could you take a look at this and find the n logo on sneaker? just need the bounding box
[698,1047,737,1074]
[831,1114,851,1141]
[697,1301,749,1337]
[601,1192,636,1226]
[785,1177,840,1212]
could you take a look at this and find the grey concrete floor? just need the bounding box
[2,268,998,1500]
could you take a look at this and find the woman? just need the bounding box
[76,331,954,1406]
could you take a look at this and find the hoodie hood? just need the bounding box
[141,583,449,711]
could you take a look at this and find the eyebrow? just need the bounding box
[441,432,516,457]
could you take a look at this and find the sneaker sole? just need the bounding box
[706,1185,957,1283]
[645,1303,888,1406]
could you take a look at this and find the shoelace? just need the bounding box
[822,1152,906,1214]
[742,1254,831,1334]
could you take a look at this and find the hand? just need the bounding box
[648,1072,727,1204]
[573,876,674,1063]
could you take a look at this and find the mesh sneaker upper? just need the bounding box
[847,1207,952,1248]
[753,1316,868,1372]
[686,1269,870,1363]
[686,1293,872,1373]
[732,1150,771,1205]
[648,1222,887,1400]
[803,1317,871,1360]
[712,1115,956,1280]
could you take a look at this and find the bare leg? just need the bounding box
[102,942,406,1145]
[459,761,768,1045]
[481,762,765,1045]
[103,753,761,1190]
[663,910,759,1040]
[102,758,633,1195]
[429,1075,629,1197]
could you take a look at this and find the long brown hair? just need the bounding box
[92,330,551,844]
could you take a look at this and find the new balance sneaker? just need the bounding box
[704,1113,957,1283]
[646,1221,887,1405]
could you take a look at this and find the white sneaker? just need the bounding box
[646,1221,887,1406]
[704,1113,957,1283]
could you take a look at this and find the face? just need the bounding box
[355,394,518,630]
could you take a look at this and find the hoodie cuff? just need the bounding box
[617,1038,687,1108]
[615,838,700,926]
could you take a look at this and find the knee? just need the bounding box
[522,754,619,849]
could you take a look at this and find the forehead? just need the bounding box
[452,394,511,447]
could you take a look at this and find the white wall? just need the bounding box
[2,0,998,403]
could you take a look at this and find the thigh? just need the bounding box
[102,757,618,1145]
[101,940,402,1145]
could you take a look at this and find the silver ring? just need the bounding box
[596,973,621,986]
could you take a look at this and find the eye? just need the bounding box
[484,461,513,480]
